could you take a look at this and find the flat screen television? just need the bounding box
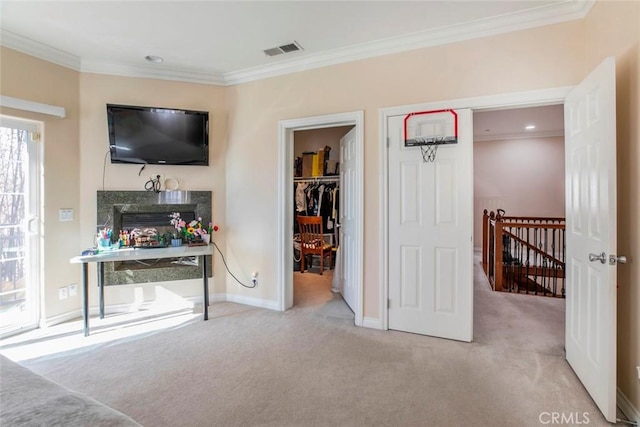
[107,104,209,165]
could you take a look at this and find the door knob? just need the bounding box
[588,252,606,264]
[609,255,627,265]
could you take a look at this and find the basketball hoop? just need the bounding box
[404,109,458,164]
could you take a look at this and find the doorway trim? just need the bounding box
[378,86,571,330]
[277,111,364,326]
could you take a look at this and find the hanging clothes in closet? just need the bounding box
[294,179,339,237]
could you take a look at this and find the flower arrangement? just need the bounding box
[169,212,218,243]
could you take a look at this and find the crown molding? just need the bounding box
[1,0,595,87]
[80,60,226,86]
[0,29,226,86]
[473,130,564,142]
[223,0,595,85]
[0,29,81,70]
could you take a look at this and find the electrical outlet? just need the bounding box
[636,366,640,381]
[251,272,258,287]
[58,286,68,300]
[68,284,78,297]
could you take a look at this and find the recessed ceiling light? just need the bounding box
[145,55,164,64]
[525,124,536,130]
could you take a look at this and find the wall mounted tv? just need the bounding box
[107,104,209,166]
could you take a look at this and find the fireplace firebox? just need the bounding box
[97,191,212,285]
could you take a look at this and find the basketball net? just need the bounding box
[420,144,439,163]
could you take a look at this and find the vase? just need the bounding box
[171,238,182,247]
[201,234,210,244]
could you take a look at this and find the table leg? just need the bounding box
[82,262,89,337]
[202,255,209,321]
[98,262,105,319]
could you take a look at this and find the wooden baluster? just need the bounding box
[482,209,489,274]
[495,218,504,292]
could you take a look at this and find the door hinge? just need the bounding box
[387,298,390,309]
[30,132,41,142]
[386,137,390,148]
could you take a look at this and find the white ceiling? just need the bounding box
[473,104,565,141]
[0,1,593,86]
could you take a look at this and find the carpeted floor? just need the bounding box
[0,261,626,426]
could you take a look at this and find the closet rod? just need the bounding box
[294,176,340,183]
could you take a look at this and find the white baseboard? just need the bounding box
[618,387,640,424]
[210,293,228,303]
[43,310,83,327]
[224,293,279,311]
[42,294,278,327]
[362,316,384,330]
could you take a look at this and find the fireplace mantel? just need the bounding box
[96,190,212,285]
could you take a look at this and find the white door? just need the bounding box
[387,109,473,341]
[0,117,42,337]
[564,57,618,423]
[339,127,357,312]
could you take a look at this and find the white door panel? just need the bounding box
[388,109,473,342]
[340,127,357,312]
[564,56,617,423]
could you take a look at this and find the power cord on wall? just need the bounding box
[102,149,111,191]
[211,241,257,289]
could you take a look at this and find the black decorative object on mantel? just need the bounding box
[96,190,212,285]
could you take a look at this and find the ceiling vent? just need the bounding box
[263,41,303,57]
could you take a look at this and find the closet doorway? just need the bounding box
[277,112,364,326]
[293,126,352,310]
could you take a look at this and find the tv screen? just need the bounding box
[107,104,209,165]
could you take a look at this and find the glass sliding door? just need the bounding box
[0,117,42,337]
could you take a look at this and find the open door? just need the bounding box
[387,109,473,342]
[564,56,620,423]
[339,127,357,312]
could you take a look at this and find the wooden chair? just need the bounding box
[297,215,333,275]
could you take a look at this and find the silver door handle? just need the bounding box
[609,255,627,265]
[588,252,606,264]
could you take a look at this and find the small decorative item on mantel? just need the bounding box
[169,212,219,246]
[131,228,161,247]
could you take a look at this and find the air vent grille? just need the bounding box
[263,41,303,57]
[279,43,299,53]
[264,47,283,57]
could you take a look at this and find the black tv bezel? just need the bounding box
[107,103,209,166]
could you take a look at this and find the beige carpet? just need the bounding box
[0,262,626,426]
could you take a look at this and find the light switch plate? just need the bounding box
[59,209,73,221]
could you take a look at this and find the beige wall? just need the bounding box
[584,0,640,413]
[78,73,228,305]
[474,137,565,246]
[225,19,585,313]
[0,47,81,320]
[294,126,354,162]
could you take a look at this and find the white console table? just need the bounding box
[70,245,213,336]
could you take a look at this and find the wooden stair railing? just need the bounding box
[482,209,566,297]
